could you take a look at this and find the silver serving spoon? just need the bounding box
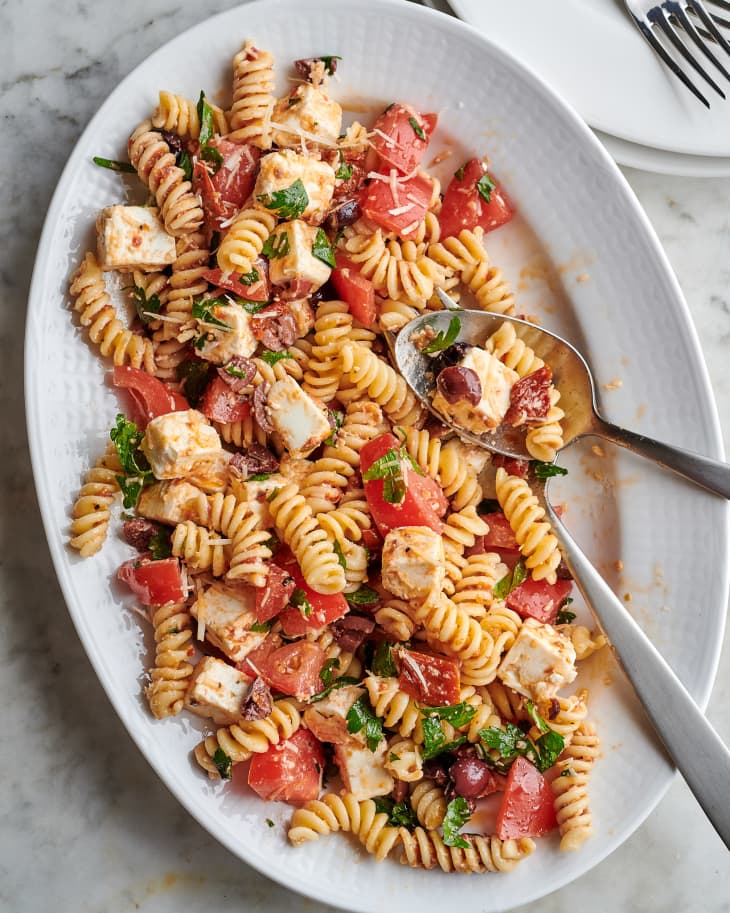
[393,290,730,499]
[391,296,730,848]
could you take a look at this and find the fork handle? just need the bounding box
[547,506,730,850]
[594,417,730,499]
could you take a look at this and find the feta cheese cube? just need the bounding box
[303,684,365,744]
[381,526,445,602]
[254,150,335,225]
[334,738,394,801]
[267,220,331,292]
[137,480,208,526]
[286,296,316,337]
[271,83,343,148]
[196,302,257,366]
[141,410,222,480]
[266,375,331,458]
[432,346,519,434]
[184,656,250,725]
[232,472,287,529]
[497,617,577,702]
[96,205,176,271]
[190,582,265,663]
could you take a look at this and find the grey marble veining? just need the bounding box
[2,1,729,911]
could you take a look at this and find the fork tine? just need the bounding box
[690,0,730,55]
[651,7,726,97]
[673,3,730,79]
[633,14,711,105]
[706,0,730,11]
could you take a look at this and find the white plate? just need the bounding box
[25,1,728,911]
[450,0,730,158]
[595,128,730,176]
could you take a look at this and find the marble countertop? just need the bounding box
[3,1,729,910]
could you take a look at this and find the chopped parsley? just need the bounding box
[259,349,294,366]
[318,55,342,75]
[238,298,272,315]
[197,91,223,172]
[312,228,336,267]
[250,618,275,634]
[346,696,384,751]
[265,818,275,827]
[239,267,260,285]
[92,156,136,173]
[420,714,466,761]
[257,178,309,220]
[324,409,344,446]
[319,658,341,689]
[192,298,232,330]
[262,231,291,260]
[479,706,564,774]
[335,150,353,181]
[408,116,426,142]
[373,797,417,829]
[109,414,153,508]
[177,149,192,182]
[371,641,397,678]
[476,172,496,204]
[177,360,212,408]
[442,797,471,849]
[290,588,312,618]
[248,472,274,482]
[126,284,162,326]
[287,95,301,107]
[531,460,568,480]
[307,675,360,703]
[148,527,172,560]
[212,747,233,780]
[362,446,423,505]
[345,585,379,607]
[333,539,347,571]
[422,316,461,354]
[420,701,476,728]
[454,164,466,182]
[556,597,576,625]
[492,559,528,600]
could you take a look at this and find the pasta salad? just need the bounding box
[67,41,605,875]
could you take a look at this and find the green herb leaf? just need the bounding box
[290,588,313,618]
[479,710,564,774]
[454,164,466,182]
[531,460,569,480]
[148,527,172,560]
[362,448,407,504]
[259,349,294,366]
[262,231,291,260]
[250,619,275,634]
[287,95,301,107]
[345,585,380,607]
[265,818,275,827]
[319,658,341,689]
[442,797,471,849]
[257,179,309,220]
[307,675,360,703]
[177,150,193,182]
[335,150,353,181]
[422,316,461,355]
[421,715,467,761]
[128,285,161,325]
[238,298,272,315]
[93,156,136,173]
[312,228,336,267]
[346,696,384,751]
[333,539,347,571]
[408,116,426,142]
[371,641,397,678]
[248,472,273,482]
[493,558,528,600]
[177,360,212,408]
[372,797,417,829]
[421,701,476,729]
[197,91,216,148]
[534,728,565,772]
[109,414,153,508]
[266,487,281,503]
[318,55,342,75]
[201,144,224,172]
[324,410,344,446]
[192,298,232,330]
[212,747,233,780]
[239,267,260,286]
[476,172,496,204]
[556,598,576,625]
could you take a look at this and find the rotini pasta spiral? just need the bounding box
[305,627,360,680]
[409,779,447,829]
[385,736,423,782]
[399,828,535,873]
[340,343,423,426]
[268,483,346,594]
[152,90,228,139]
[410,591,485,662]
[428,228,485,273]
[195,699,301,777]
[302,301,375,402]
[528,690,589,747]
[217,208,278,275]
[298,456,353,515]
[551,721,600,851]
[459,602,522,687]
[288,793,401,861]
[253,340,310,387]
[377,297,422,333]
[68,446,122,557]
[145,601,195,719]
[344,229,443,304]
[213,415,268,449]
[204,493,271,587]
[459,230,515,315]
[69,252,155,372]
[495,468,561,584]
[365,675,422,741]
[128,120,204,236]
[171,520,229,576]
[374,599,417,642]
[485,321,544,377]
[452,552,506,619]
[441,507,490,596]
[229,39,275,148]
[163,231,211,334]
[559,625,607,662]
[397,430,485,511]
[525,386,565,462]
[317,493,373,544]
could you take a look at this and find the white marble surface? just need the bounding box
[3,1,729,910]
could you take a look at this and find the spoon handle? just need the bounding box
[594,418,730,499]
[547,505,730,849]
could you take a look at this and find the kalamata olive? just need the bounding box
[159,130,183,155]
[422,757,450,787]
[449,752,495,799]
[431,341,473,376]
[327,197,361,231]
[436,365,482,406]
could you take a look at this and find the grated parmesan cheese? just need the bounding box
[268,120,339,148]
[388,203,415,216]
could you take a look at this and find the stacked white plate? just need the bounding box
[422,0,730,175]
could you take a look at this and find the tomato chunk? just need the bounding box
[331,254,376,328]
[481,512,520,551]
[194,141,260,231]
[112,366,185,426]
[496,757,557,839]
[361,171,433,239]
[117,557,186,606]
[361,434,446,536]
[203,259,270,302]
[237,631,283,679]
[254,563,297,623]
[398,648,461,706]
[506,578,573,624]
[275,550,350,636]
[255,641,327,700]
[198,377,251,424]
[504,366,552,426]
[371,103,437,175]
[248,729,325,803]
[438,158,513,240]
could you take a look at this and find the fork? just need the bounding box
[624,0,730,107]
